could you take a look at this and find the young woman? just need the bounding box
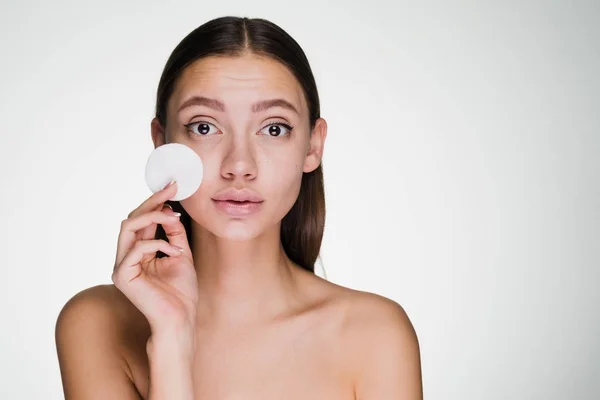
[55,16,423,399]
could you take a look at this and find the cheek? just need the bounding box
[178,181,213,223]
[262,152,304,194]
[268,163,305,221]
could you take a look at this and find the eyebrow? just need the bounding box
[176,96,299,115]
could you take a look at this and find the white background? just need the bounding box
[1,0,598,399]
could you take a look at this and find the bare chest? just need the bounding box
[130,323,355,399]
[191,349,352,399]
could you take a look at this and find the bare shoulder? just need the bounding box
[301,271,418,339]
[319,281,423,399]
[55,284,149,398]
[56,283,149,340]
[341,289,418,340]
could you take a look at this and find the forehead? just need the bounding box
[169,54,306,115]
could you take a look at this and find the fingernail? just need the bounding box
[163,180,176,190]
[163,203,173,211]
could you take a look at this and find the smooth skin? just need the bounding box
[55,53,423,399]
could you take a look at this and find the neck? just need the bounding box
[191,221,300,326]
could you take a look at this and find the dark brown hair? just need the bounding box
[154,16,325,274]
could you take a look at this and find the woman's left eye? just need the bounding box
[259,123,293,137]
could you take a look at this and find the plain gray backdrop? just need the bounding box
[0,0,598,399]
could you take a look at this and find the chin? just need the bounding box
[198,213,285,243]
[186,209,271,242]
[213,223,263,242]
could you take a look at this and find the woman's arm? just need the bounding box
[56,288,197,400]
[351,297,423,400]
[55,288,142,399]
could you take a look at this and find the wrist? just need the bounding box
[147,327,196,358]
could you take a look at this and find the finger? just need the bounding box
[115,211,181,266]
[127,180,178,219]
[127,182,178,244]
[159,209,193,258]
[114,239,183,280]
[138,204,177,242]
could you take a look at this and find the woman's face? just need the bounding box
[152,54,326,241]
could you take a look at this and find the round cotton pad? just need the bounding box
[145,143,203,201]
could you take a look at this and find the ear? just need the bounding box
[151,117,167,148]
[303,117,327,173]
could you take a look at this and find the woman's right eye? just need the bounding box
[185,121,219,136]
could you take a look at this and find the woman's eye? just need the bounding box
[186,121,219,136]
[260,123,293,137]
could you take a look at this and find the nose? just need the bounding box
[220,134,258,182]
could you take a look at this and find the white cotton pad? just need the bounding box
[145,143,203,201]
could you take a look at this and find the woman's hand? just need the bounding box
[112,181,198,338]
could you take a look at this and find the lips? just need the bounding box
[211,188,264,217]
[212,199,263,216]
[212,188,264,203]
